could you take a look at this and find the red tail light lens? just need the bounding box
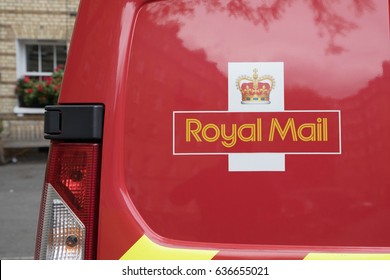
[35,142,101,260]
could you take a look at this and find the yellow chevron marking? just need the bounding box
[120,235,218,260]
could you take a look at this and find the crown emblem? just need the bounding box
[236,68,275,104]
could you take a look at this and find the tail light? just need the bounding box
[35,142,101,260]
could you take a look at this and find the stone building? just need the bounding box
[0,0,79,113]
[0,0,80,162]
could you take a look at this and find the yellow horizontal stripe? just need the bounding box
[120,235,218,260]
[305,253,390,260]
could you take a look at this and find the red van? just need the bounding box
[35,0,390,260]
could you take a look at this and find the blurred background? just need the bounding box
[0,0,80,259]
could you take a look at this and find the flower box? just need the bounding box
[15,66,63,108]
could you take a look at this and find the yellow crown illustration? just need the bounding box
[236,68,275,104]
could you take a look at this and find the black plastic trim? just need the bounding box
[44,105,104,141]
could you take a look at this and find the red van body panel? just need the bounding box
[59,0,390,259]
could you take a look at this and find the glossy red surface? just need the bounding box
[60,0,390,259]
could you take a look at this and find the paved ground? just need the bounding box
[0,149,47,259]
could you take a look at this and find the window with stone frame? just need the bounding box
[17,40,67,80]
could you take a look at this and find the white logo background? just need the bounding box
[228,62,284,112]
[228,62,286,172]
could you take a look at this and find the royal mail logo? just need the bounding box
[173,62,341,172]
[174,111,340,153]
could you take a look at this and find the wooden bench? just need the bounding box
[0,113,49,164]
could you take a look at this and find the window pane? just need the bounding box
[56,45,67,68]
[41,45,54,72]
[26,45,39,72]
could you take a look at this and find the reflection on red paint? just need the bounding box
[123,0,390,247]
[59,0,390,258]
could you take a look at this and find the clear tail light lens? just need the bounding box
[35,143,100,260]
[41,185,86,259]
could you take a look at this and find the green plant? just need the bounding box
[15,65,64,107]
